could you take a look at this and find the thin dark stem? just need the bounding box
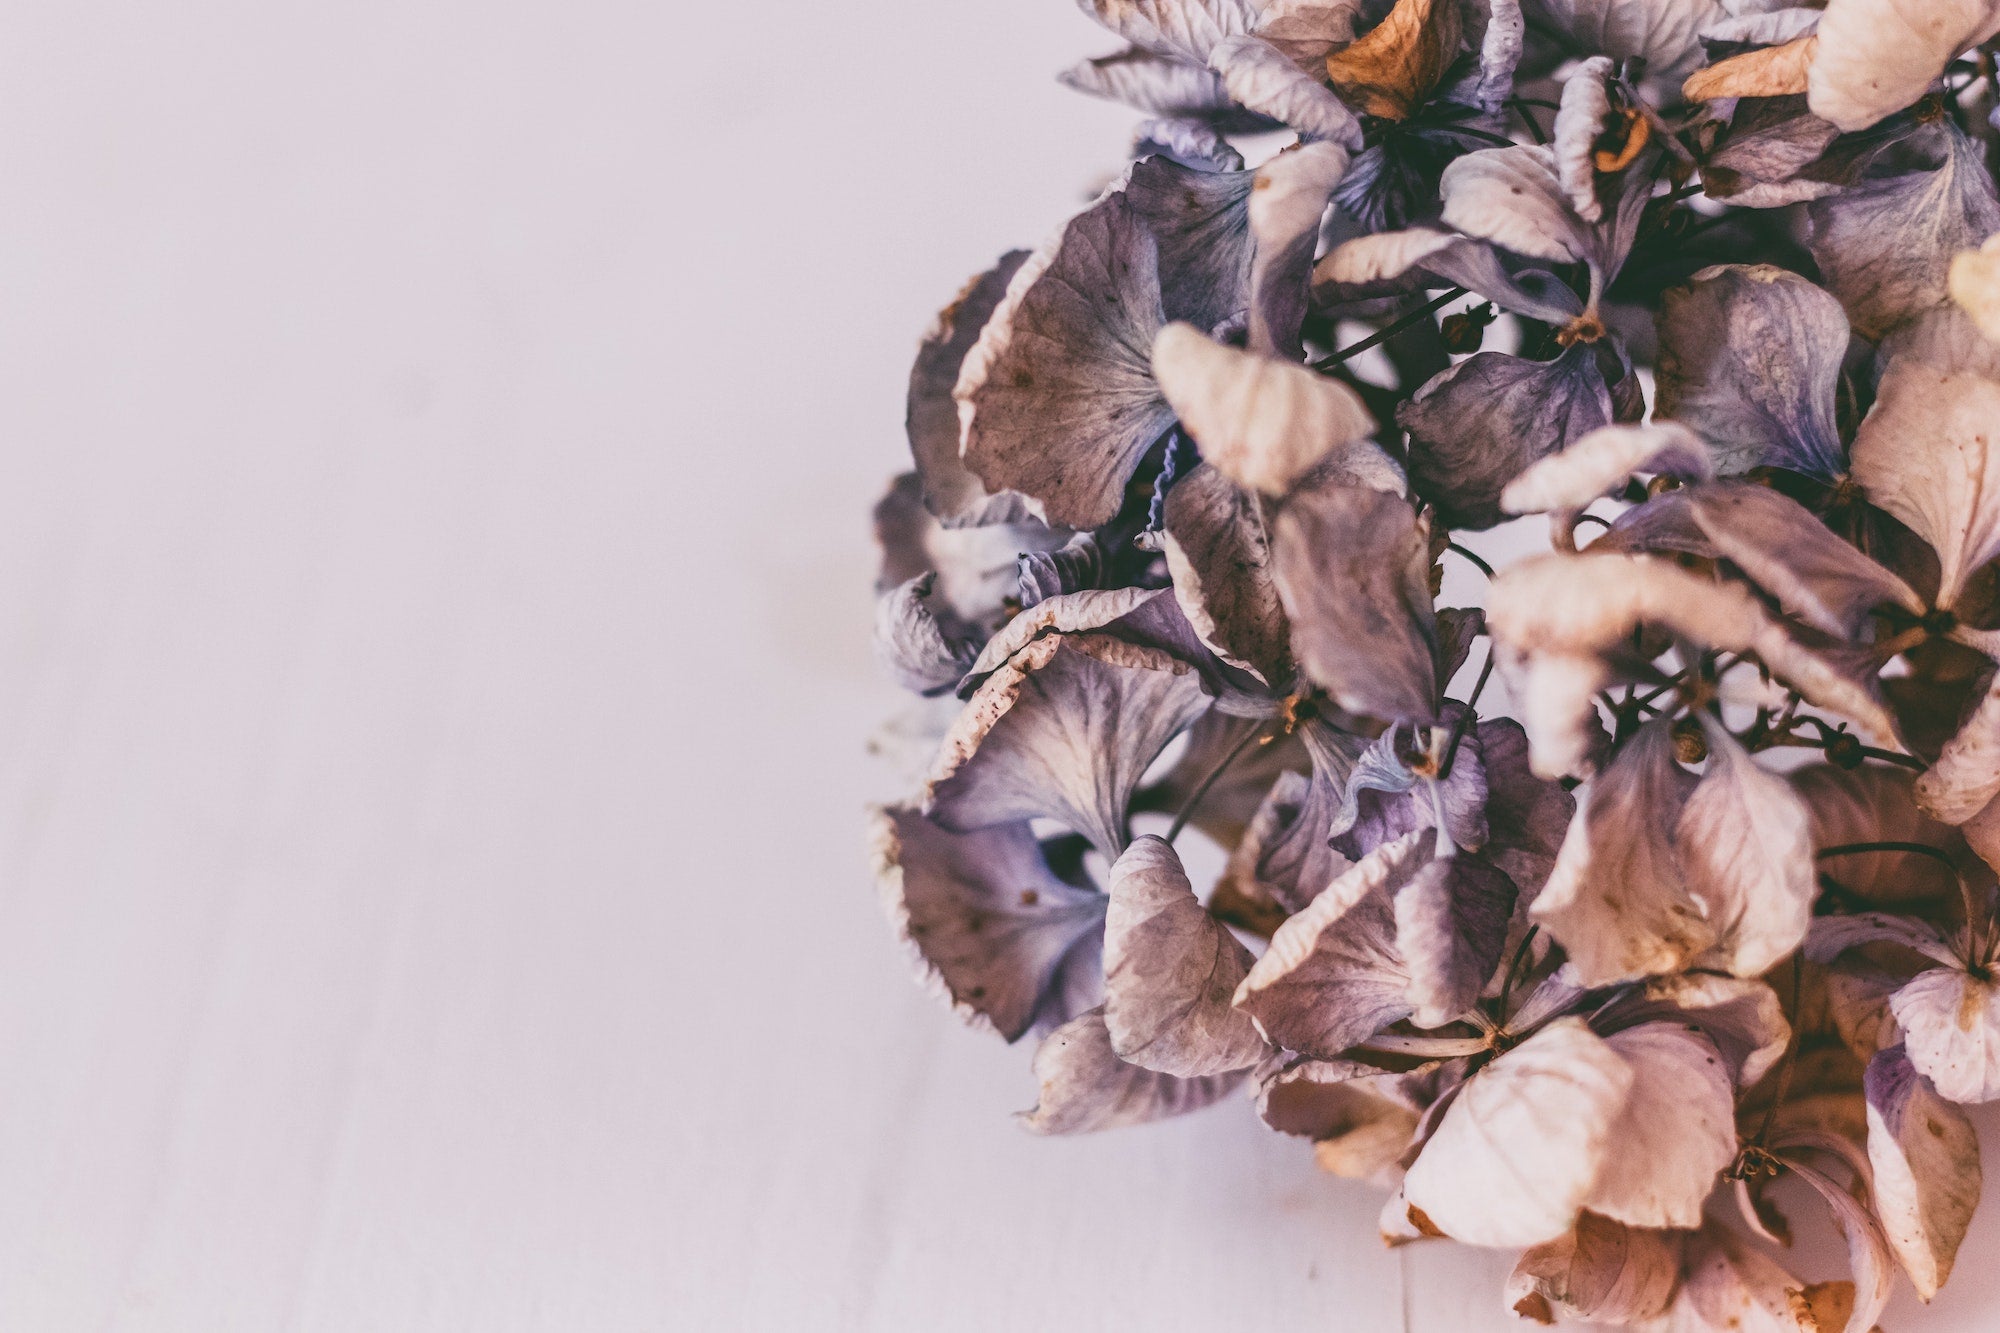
[1507,98,1549,145]
[1444,542,1494,579]
[1438,124,1517,148]
[1816,841,1960,872]
[1312,288,1466,371]
[1497,924,1541,1019]
[1437,651,1496,781]
[1166,722,1270,845]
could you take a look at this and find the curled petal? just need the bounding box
[1784,1158,1896,1333]
[1105,837,1270,1075]
[1019,1006,1247,1133]
[956,191,1171,530]
[1440,144,1589,267]
[1060,47,1237,117]
[1808,0,2000,132]
[907,253,1037,523]
[1890,967,2000,1103]
[1233,830,1428,1057]
[1403,1017,1633,1247]
[1852,360,2000,610]
[1552,57,1615,224]
[1685,34,1817,102]
[1915,677,2000,823]
[1076,0,1262,64]
[1257,1058,1420,1179]
[1210,35,1363,147]
[1505,1213,1680,1325]
[875,574,978,694]
[1246,141,1348,358]
[1584,1022,1736,1230]
[871,806,1106,1042]
[1533,718,1711,986]
[1501,421,1712,518]
[1152,323,1376,498]
[927,634,1208,857]
[1677,716,1817,977]
[1270,479,1441,726]
[1322,0,1462,121]
[1159,464,1292,686]
[1865,1043,1980,1299]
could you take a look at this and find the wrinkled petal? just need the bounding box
[1135,116,1246,171]
[1552,57,1616,223]
[875,574,979,694]
[1253,0,1364,65]
[871,806,1107,1042]
[1585,1022,1736,1229]
[1501,421,1712,517]
[1332,714,1489,858]
[1477,717,1577,901]
[1271,477,1442,725]
[1152,323,1377,498]
[1852,359,2000,610]
[1323,0,1462,120]
[1521,0,1722,85]
[927,633,1209,857]
[1677,715,1816,976]
[1019,1006,1247,1133]
[1060,46,1237,117]
[1246,141,1348,358]
[1890,966,2000,1102]
[1399,345,1615,530]
[1104,836,1271,1074]
[1210,34,1364,147]
[1596,972,1792,1088]
[1124,153,1259,330]
[956,190,1172,529]
[1915,676,2000,823]
[960,585,1169,687]
[1440,143,1591,267]
[1684,33,1817,102]
[873,472,1067,639]
[1865,1043,1980,1299]
[1396,852,1519,1026]
[1534,718,1710,986]
[1312,226,1584,325]
[907,252,1040,523]
[1807,913,1961,969]
[1233,830,1429,1056]
[1076,0,1262,64]
[1402,1017,1633,1247]
[1159,463,1293,686]
[1505,1212,1680,1325]
[1783,1158,1895,1333]
[1654,264,1850,479]
[1682,483,1924,638]
[1808,0,2000,132]
[1805,119,2000,340]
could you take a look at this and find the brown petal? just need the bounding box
[1684,34,1817,102]
[1504,1213,1680,1324]
[1322,0,1461,121]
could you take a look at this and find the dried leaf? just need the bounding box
[1685,34,1818,102]
[1323,0,1463,121]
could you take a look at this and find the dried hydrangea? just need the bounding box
[867,1,2000,1326]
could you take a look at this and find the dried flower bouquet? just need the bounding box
[869,1,2000,1327]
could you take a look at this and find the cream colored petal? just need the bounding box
[1678,717,1816,977]
[1808,0,2000,132]
[1891,967,2000,1103]
[1865,1044,1980,1299]
[1584,1022,1736,1229]
[1402,1017,1633,1247]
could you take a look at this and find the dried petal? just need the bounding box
[1403,1017,1633,1247]
[1948,231,2000,345]
[1654,264,1850,480]
[1805,119,2000,340]
[1396,853,1519,1027]
[1060,47,1236,117]
[1890,966,2000,1102]
[1505,1213,1680,1325]
[1915,677,2000,823]
[1784,1158,1895,1333]
[1323,0,1462,121]
[1440,144,1590,267]
[1808,0,2000,132]
[907,253,1037,523]
[1159,464,1292,686]
[1076,0,1262,64]
[1270,479,1441,725]
[1104,836,1271,1074]
[1585,1022,1736,1229]
[927,634,1208,857]
[1684,34,1818,102]
[871,806,1106,1042]
[1246,141,1348,358]
[1233,830,1428,1056]
[956,191,1172,530]
[1794,764,1962,903]
[1677,716,1816,976]
[1520,0,1722,86]
[1865,1043,1980,1299]
[1670,1226,1822,1331]
[1552,57,1616,224]
[1501,421,1712,517]
[1019,1006,1247,1133]
[1152,323,1377,498]
[1124,154,1259,330]
[1851,359,2000,610]
[1210,35,1364,148]
[1399,346,1615,530]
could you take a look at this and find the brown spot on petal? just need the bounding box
[1511,1293,1555,1325]
[1959,976,1989,1032]
[1406,1204,1446,1238]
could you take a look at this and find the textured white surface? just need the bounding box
[0,2,1998,1330]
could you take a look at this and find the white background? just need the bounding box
[0,1,1996,1329]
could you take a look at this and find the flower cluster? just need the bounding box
[868,1,2000,1327]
